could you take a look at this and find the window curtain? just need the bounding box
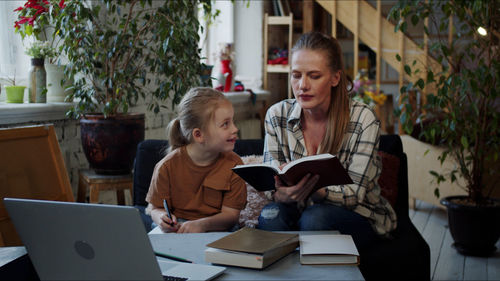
[0,1,31,99]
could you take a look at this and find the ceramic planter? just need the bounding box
[80,113,145,175]
[46,64,72,102]
[4,86,26,103]
[441,195,500,256]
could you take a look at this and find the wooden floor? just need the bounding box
[409,200,500,281]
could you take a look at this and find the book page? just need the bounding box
[280,153,335,174]
[300,234,359,256]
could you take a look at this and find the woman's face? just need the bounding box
[291,49,340,113]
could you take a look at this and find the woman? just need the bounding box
[257,31,397,249]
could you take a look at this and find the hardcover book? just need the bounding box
[232,153,353,192]
[299,234,360,265]
[205,227,299,269]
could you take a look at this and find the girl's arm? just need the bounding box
[176,206,240,233]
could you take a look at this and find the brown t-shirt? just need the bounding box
[145,146,247,220]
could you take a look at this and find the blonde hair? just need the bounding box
[291,31,352,154]
[167,87,228,152]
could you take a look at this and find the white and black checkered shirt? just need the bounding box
[263,99,397,236]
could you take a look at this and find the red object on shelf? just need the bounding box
[220,59,233,92]
[267,57,288,65]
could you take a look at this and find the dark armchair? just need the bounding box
[132,135,430,280]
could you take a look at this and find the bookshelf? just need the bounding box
[263,13,293,100]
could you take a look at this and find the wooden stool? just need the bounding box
[77,169,133,205]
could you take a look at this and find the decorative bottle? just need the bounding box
[28,58,47,103]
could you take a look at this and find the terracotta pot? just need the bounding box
[80,113,145,175]
[441,195,500,256]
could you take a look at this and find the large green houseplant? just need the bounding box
[389,0,499,256]
[55,0,215,174]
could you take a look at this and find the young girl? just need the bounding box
[146,87,247,233]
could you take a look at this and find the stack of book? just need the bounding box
[204,227,299,269]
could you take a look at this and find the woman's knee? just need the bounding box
[298,204,338,230]
[257,202,299,231]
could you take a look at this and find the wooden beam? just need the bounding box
[288,13,293,99]
[263,13,269,90]
[353,0,359,78]
[422,6,429,110]
[448,15,453,47]
[331,0,336,38]
[303,0,314,33]
[398,19,405,135]
[376,0,381,92]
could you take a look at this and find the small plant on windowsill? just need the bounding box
[1,71,27,104]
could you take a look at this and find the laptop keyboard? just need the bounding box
[162,275,188,281]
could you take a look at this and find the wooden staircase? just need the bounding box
[316,0,441,90]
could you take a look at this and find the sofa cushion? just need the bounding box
[377,151,400,208]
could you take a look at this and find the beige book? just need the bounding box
[299,234,360,265]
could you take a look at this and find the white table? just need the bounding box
[148,231,364,280]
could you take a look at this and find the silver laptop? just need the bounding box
[4,198,225,281]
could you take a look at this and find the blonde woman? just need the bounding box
[258,32,397,250]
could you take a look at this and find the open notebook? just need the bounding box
[4,198,225,281]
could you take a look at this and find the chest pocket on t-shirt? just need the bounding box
[202,185,227,209]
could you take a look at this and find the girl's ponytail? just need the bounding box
[167,118,188,152]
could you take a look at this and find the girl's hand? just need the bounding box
[159,213,180,233]
[273,173,320,203]
[177,219,206,233]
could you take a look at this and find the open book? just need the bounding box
[299,234,360,265]
[232,153,353,192]
[205,227,299,269]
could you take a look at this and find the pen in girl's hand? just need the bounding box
[154,251,193,263]
[163,199,173,226]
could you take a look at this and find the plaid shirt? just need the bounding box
[263,99,397,236]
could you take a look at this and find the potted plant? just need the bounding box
[2,71,27,104]
[14,0,71,102]
[389,0,499,256]
[54,0,215,174]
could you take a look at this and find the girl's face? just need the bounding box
[291,49,340,113]
[204,101,238,153]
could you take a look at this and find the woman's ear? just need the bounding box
[331,70,341,87]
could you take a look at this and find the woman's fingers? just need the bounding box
[297,174,320,202]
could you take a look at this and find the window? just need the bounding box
[0,1,31,98]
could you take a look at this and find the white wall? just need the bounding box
[233,1,263,90]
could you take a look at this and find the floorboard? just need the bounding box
[464,256,488,280]
[410,199,500,281]
[421,205,447,278]
[433,230,465,280]
[487,241,500,280]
